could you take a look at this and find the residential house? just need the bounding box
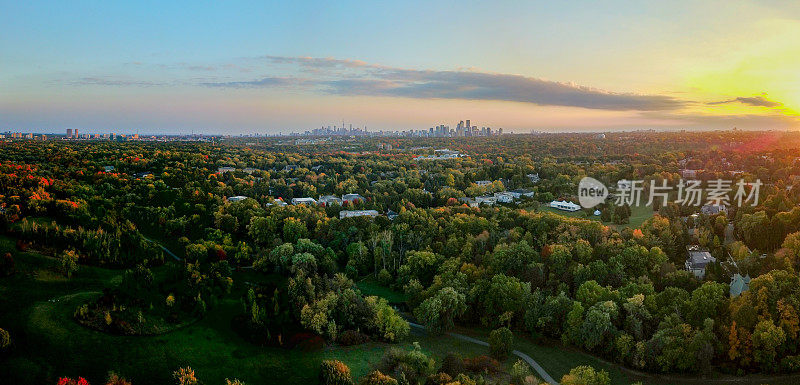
[474,180,492,187]
[701,204,727,215]
[494,192,515,203]
[527,173,541,184]
[342,193,364,203]
[509,189,535,199]
[318,195,343,206]
[685,245,716,279]
[730,273,751,298]
[227,196,249,202]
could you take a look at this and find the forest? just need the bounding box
[4,131,800,385]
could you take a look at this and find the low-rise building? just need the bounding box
[342,193,364,203]
[494,192,515,203]
[227,196,249,202]
[318,195,343,206]
[685,245,716,279]
[549,200,581,211]
[475,180,492,187]
[701,204,727,215]
[730,273,751,298]
[291,197,317,205]
[339,210,380,219]
[509,189,535,199]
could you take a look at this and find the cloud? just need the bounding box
[708,94,783,108]
[200,76,302,88]
[202,56,686,111]
[66,77,167,87]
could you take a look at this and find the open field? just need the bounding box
[539,204,655,230]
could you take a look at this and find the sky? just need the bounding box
[1,1,800,134]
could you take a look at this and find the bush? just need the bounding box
[781,355,800,372]
[439,352,465,377]
[560,365,610,385]
[320,360,354,385]
[0,252,14,276]
[378,269,393,286]
[463,355,502,374]
[424,372,452,385]
[105,372,132,385]
[510,360,534,385]
[488,327,513,360]
[377,344,435,384]
[60,249,80,278]
[172,366,198,385]
[359,371,398,385]
[338,330,370,346]
[0,328,10,349]
[57,378,90,385]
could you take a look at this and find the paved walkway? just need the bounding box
[409,322,559,385]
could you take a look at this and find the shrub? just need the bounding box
[60,249,80,278]
[781,355,800,372]
[463,355,502,374]
[320,360,354,385]
[359,370,398,385]
[338,329,370,346]
[172,366,198,385]
[0,252,14,276]
[0,328,10,349]
[378,269,393,286]
[424,372,451,385]
[439,352,465,377]
[510,360,534,385]
[225,380,246,385]
[57,378,90,385]
[105,372,132,385]
[488,327,513,360]
[377,344,435,384]
[560,365,610,385]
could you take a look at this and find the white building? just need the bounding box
[339,210,380,219]
[291,197,317,205]
[549,200,581,212]
[509,189,535,199]
[495,192,515,203]
[227,196,249,202]
[475,180,492,187]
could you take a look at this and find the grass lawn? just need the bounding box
[356,276,407,304]
[0,234,474,385]
[539,204,654,230]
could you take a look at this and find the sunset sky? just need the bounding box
[2,1,799,134]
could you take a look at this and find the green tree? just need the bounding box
[488,327,514,360]
[414,287,467,334]
[560,365,611,385]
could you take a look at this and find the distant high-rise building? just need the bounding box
[74,129,79,138]
[66,128,73,137]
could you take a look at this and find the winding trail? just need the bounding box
[141,235,181,261]
[408,322,559,385]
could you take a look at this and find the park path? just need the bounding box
[141,235,181,261]
[408,322,559,385]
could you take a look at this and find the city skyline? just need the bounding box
[2,1,800,134]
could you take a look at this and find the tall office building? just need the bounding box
[66,129,73,137]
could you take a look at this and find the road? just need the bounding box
[408,322,559,385]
